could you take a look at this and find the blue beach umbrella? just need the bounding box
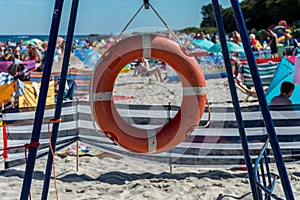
[191,39,214,50]
[273,25,286,37]
[208,41,244,53]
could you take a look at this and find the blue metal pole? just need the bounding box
[210,1,260,199]
[41,0,79,199]
[19,0,65,199]
[230,0,294,199]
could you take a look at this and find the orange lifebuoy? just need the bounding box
[91,34,206,153]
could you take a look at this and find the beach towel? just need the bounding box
[18,80,55,108]
[113,95,134,101]
[0,82,15,104]
[0,60,36,73]
[0,72,14,85]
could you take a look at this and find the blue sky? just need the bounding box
[0,0,241,35]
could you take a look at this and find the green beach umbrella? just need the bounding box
[31,38,43,45]
[41,42,48,50]
[257,29,269,40]
[24,40,36,45]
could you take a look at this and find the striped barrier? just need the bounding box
[241,61,279,87]
[2,102,78,168]
[2,101,300,169]
[30,68,92,98]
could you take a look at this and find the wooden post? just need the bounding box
[1,102,4,126]
[76,141,79,172]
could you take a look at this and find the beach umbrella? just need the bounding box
[278,20,290,29]
[257,29,269,40]
[31,38,43,45]
[191,39,214,50]
[41,42,48,50]
[24,40,36,45]
[273,25,286,37]
[208,41,244,53]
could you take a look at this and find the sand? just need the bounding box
[0,69,300,200]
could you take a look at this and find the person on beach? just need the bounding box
[270,81,295,106]
[28,44,42,63]
[13,43,21,61]
[136,58,164,82]
[249,33,263,51]
[267,28,278,58]
[286,33,299,56]
[0,47,13,61]
[232,31,242,46]
[0,46,6,60]
[7,60,30,81]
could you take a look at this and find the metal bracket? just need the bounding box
[144,0,149,9]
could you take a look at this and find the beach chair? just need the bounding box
[235,60,279,101]
[235,78,257,101]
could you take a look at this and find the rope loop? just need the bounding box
[48,118,62,123]
[24,142,40,149]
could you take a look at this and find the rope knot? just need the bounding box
[48,118,62,123]
[24,142,40,149]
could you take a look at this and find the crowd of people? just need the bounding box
[191,23,298,106]
[0,37,99,79]
[0,37,98,62]
[0,23,298,105]
[0,41,43,63]
[192,26,299,58]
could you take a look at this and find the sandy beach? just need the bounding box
[0,68,300,200]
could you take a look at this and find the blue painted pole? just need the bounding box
[210,1,260,199]
[41,0,79,199]
[19,0,65,199]
[230,0,294,199]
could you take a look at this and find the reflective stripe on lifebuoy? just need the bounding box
[91,34,206,153]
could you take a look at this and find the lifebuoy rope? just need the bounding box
[0,141,40,152]
[118,2,181,46]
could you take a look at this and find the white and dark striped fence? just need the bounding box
[2,101,300,169]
